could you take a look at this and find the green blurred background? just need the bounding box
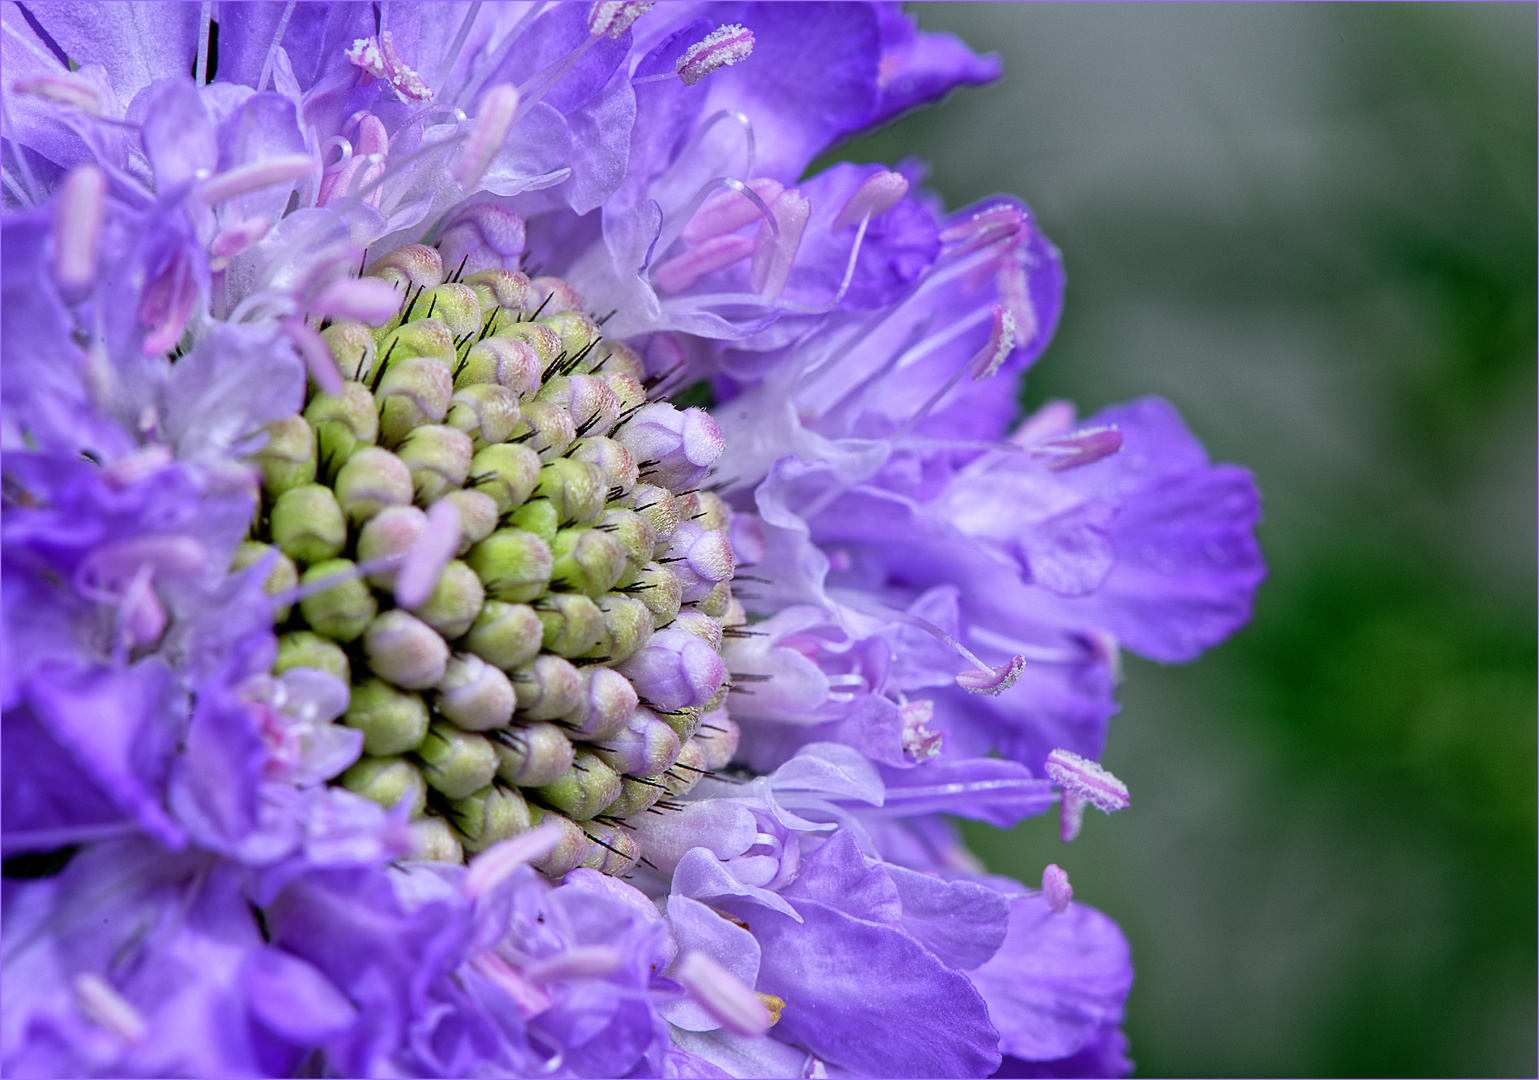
[824,4,1536,1075]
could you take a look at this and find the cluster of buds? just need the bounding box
[240,240,743,874]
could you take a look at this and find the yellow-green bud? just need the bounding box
[299,559,377,641]
[510,399,576,457]
[604,371,647,416]
[630,484,680,551]
[466,443,541,514]
[597,341,645,383]
[535,457,605,525]
[537,310,598,362]
[395,424,473,503]
[376,356,453,447]
[344,677,430,754]
[671,609,724,651]
[438,489,499,553]
[334,446,414,525]
[274,630,350,682]
[689,490,733,533]
[410,559,485,639]
[356,505,428,588]
[253,415,317,496]
[536,591,607,658]
[376,317,455,369]
[578,821,640,876]
[493,722,575,786]
[454,336,540,393]
[695,712,739,770]
[464,268,531,314]
[525,807,592,876]
[493,322,561,379]
[416,722,497,800]
[570,436,637,496]
[365,243,443,293]
[270,483,348,565]
[305,381,380,479]
[663,738,708,797]
[408,816,463,862]
[605,775,663,818]
[597,509,655,575]
[549,527,628,598]
[695,580,732,618]
[511,653,584,720]
[320,319,377,381]
[629,561,683,626]
[534,752,620,821]
[598,594,655,665]
[339,756,427,817]
[702,679,729,713]
[659,706,701,744]
[446,383,521,447]
[363,610,449,689]
[231,541,298,621]
[462,600,544,671]
[451,783,531,854]
[436,654,516,730]
[416,283,481,338]
[466,528,552,603]
[505,498,559,548]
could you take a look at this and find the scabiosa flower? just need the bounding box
[2,3,1261,1077]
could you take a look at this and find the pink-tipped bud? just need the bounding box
[591,706,680,777]
[900,700,944,762]
[199,154,315,205]
[14,74,101,114]
[969,304,1017,381]
[681,178,785,245]
[311,277,401,327]
[568,666,639,741]
[588,0,653,39]
[677,24,755,87]
[442,209,528,278]
[830,169,909,232]
[749,189,810,300]
[956,654,1025,696]
[495,722,576,787]
[53,163,105,291]
[1042,864,1073,913]
[365,243,443,291]
[455,83,519,189]
[1030,426,1123,472]
[663,521,735,604]
[675,951,771,1038]
[1044,748,1130,814]
[396,498,461,609]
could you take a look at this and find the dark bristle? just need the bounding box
[730,672,772,682]
[450,253,469,283]
[595,308,618,326]
[529,293,553,320]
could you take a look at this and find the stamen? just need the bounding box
[53,163,106,291]
[1029,426,1123,471]
[522,945,624,982]
[454,83,519,189]
[938,203,1025,258]
[969,304,1016,381]
[468,951,553,1017]
[395,498,461,609]
[675,951,771,1037]
[72,973,146,1045]
[587,1,653,39]
[199,154,316,205]
[681,178,784,245]
[1044,748,1129,814]
[830,587,1025,697]
[1059,792,1086,843]
[1041,864,1072,914]
[677,25,755,87]
[309,277,401,326]
[12,74,102,115]
[955,654,1024,696]
[346,31,433,102]
[830,170,908,233]
[749,189,809,300]
[900,700,944,762]
[256,0,297,92]
[652,234,755,294]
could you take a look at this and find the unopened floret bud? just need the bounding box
[334,446,414,525]
[271,483,348,565]
[663,737,709,796]
[438,489,500,552]
[464,268,531,314]
[415,283,482,338]
[549,527,628,597]
[629,484,680,548]
[604,775,664,818]
[592,706,681,777]
[376,317,455,369]
[366,243,443,292]
[605,370,647,415]
[436,654,515,730]
[694,713,739,770]
[567,666,640,742]
[466,443,541,513]
[569,436,637,495]
[537,373,618,434]
[356,505,428,588]
[665,521,735,603]
[618,627,724,712]
[253,415,317,496]
[511,653,584,719]
[363,609,449,689]
[535,591,608,658]
[695,580,732,617]
[467,528,552,603]
[417,722,498,800]
[320,319,377,381]
[340,756,427,817]
[463,600,543,670]
[492,322,561,380]
[376,356,454,446]
[231,541,298,621]
[671,608,724,650]
[455,336,541,394]
[408,816,464,862]
[598,593,655,664]
[577,822,639,876]
[627,561,683,625]
[525,807,592,876]
[304,381,380,476]
[535,458,605,525]
[299,559,377,641]
[527,276,583,315]
[537,311,599,363]
[274,630,350,683]
[509,399,576,457]
[506,499,559,547]
[410,559,486,639]
[446,383,521,447]
[452,783,532,854]
[615,403,724,489]
[344,677,430,755]
[396,424,473,502]
[493,722,575,786]
[534,752,620,821]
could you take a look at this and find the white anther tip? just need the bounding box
[454,83,519,189]
[53,163,106,290]
[956,654,1024,695]
[1042,864,1073,914]
[677,24,755,87]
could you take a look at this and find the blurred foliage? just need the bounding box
[823,3,1535,1076]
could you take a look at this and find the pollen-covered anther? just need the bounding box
[1042,864,1073,914]
[900,700,944,762]
[588,0,654,39]
[677,24,756,86]
[53,163,106,291]
[955,653,1025,696]
[1030,426,1124,472]
[346,30,432,103]
[455,83,520,189]
[1044,748,1130,814]
[675,951,772,1038]
[969,304,1017,381]
[831,169,910,232]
